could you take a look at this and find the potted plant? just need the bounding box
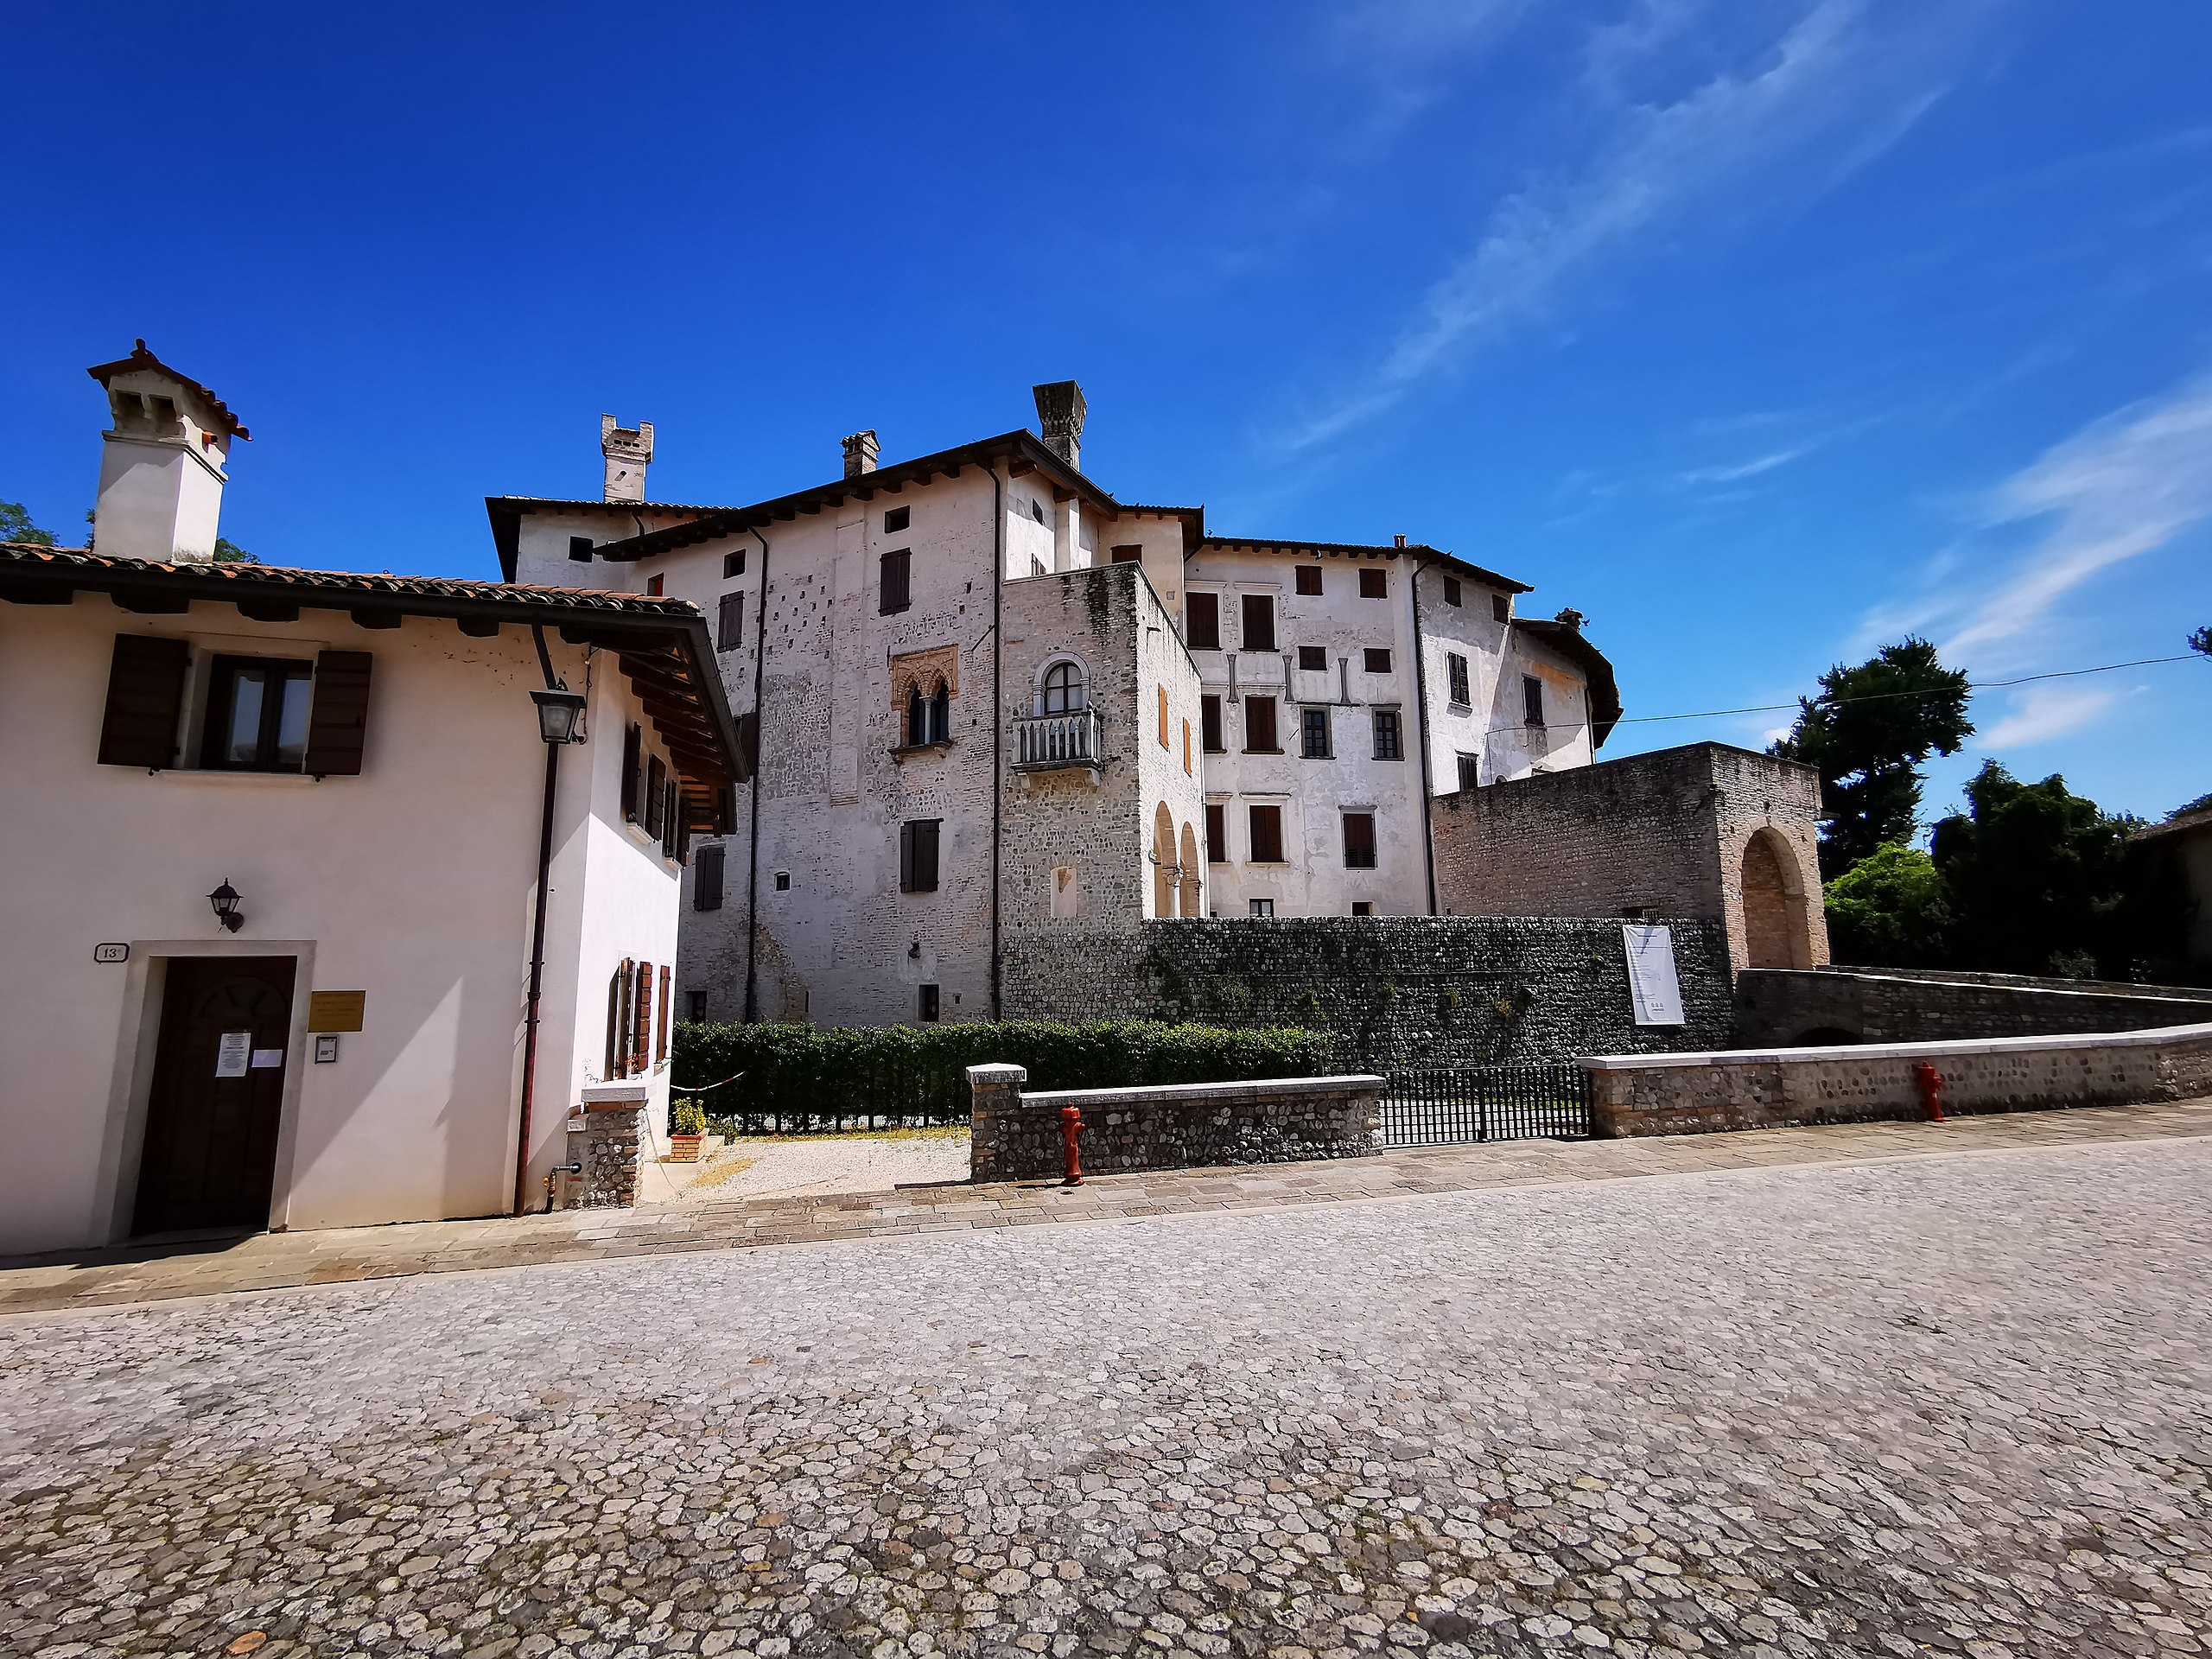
[670,1098,708,1163]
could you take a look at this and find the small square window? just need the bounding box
[1492,593,1510,623]
[1297,645,1327,672]
[1249,898,1275,918]
[1358,568,1387,599]
[774,870,792,892]
[645,574,664,596]
[918,983,940,1022]
[1295,565,1322,596]
[1363,648,1391,674]
[723,550,747,578]
[568,536,594,563]
[1442,576,1461,607]
[884,505,911,533]
[1351,901,1376,917]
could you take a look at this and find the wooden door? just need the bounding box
[133,957,296,1236]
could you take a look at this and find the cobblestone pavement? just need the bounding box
[3,1099,2209,1318]
[3,1133,2209,1659]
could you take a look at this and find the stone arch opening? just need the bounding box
[1153,802,1177,918]
[1178,822,1201,917]
[1741,826,1814,969]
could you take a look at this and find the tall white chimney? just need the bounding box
[601,414,653,503]
[86,341,247,562]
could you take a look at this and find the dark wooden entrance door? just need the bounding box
[133,957,296,1236]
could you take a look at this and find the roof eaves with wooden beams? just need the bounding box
[0,543,748,829]
[1512,616,1624,747]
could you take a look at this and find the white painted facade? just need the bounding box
[0,571,720,1255]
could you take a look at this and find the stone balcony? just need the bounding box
[1013,709,1102,772]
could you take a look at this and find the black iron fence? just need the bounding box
[1382,1062,1592,1146]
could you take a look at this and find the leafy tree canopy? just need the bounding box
[212,537,253,563]
[2191,624,2210,657]
[1930,761,2139,975]
[1772,637,1974,878]
[0,500,56,546]
[1822,842,1952,968]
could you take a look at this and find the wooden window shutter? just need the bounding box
[97,634,190,769]
[695,843,726,912]
[645,755,668,837]
[302,651,373,776]
[656,966,671,1062]
[916,819,939,891]
[735,711,759,784]
[717,591,744,652]
[899,821,915,893]
[661,779,680,860]
[606,963,625,1080]
[621,724,642,821]
[632,961,652,1077]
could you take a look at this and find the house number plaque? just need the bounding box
[92,943,130,964]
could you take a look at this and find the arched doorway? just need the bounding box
[1178,822,1201,916]
[1741,828,1811,969]
[1153,803,1177,918]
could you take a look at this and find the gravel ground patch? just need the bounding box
[1,1135,2207,1658]
[669,1133,972,1205]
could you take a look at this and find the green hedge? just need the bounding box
[671,1018,1333,1133]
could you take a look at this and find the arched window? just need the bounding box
[906,685,925,747]
[927,681,950,743]
[1041,659,1087,714]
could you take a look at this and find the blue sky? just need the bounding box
[6,0,2209,823]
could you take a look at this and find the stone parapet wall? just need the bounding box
[1001,915,1734,1069]
[968,1064,1382,1180]
[1737,966,2212,1047]
[1584,1021,2212,1138]
[564,1082,648,1209]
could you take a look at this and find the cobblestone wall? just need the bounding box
[566,1105,643,1208]
[1738,966,2212,1046]
[1585,1022,2212,1138]
[1001,915,1734,1068]
[968,1065,1382,1179]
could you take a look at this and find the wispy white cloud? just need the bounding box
[1977,684,2121,749]
[1941,367,2212,655]
[1676,446,1810,486]
[1320,0,1535,143]
[1284,0,1987,450]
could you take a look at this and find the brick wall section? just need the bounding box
[967,1064,1383,1180]
[1430,741,1828,976]
[1736,967,2212,1046]
[1583,1022,2212,1138]
[1001,915,1734,1068]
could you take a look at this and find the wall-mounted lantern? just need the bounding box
[207,879,245,933]
[531,687,588,746]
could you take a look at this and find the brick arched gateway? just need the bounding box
[1741,826,1815,969]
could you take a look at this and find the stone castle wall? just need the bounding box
[1735,966,2212,1046]
[1001,915,1734,1069]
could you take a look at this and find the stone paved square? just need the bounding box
[3,1134,2209,1659]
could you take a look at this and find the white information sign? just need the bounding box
[250,1048,285,1070]
[215,1031,252,1077]
[1623,925,1687,1027]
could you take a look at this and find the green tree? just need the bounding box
[212,537,253,563]
[2191,625,2209,657]
[1930,761,2139,976]
[0,500,56,546]
[1822,842,1952,967]
[1771,637,1975,879]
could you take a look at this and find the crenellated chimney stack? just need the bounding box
[842,429,879,479]
[1032,381,1085,471]
[601,414,653,503]
[86,341,248,562]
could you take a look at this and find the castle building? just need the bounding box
[489,385,1622,1028]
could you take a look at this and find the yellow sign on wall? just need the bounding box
[306,991,366,1032]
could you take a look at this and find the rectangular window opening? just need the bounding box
[1447,652,1471,706]
[1200,694,1224,753]
[899,818,942,893]
[880,549,912,614]
[1523,675,1545,728]
[1456,752,1481,791]
[1300,707,1331,759]
[1442,575,1462,607]
[1241,593,1276,652]
[1243,696,1278,753]
[1372,709,1402,761]
[1351,901,1376,917]
[1205,803,1227,863]
[716,591,745,652]
[1110,544,1143,563]
[1296,645,1327,672]
[200,655,315,772]
[1358,568,1387,599]
[918,983,940,1023]
[1248,898,1275,918]
[884,505,910,534]
[1343,811,1377,870]
[1493,593,1510,623]
[723,550,747,579]
[568,537,594,563]
[1185,592,1220,651]
[1294,565,1322,596]
[1248,804,1284,864]
[1363,647,1392,674]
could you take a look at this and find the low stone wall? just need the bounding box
[1736,965,2212,1046]
[564,1082,647,1208]
[967,1064,1383,1181]
[1583,1021,2212,1138]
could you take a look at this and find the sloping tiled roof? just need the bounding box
[1514,616,1623,747]
[1196,536,1533,598]
[85,340,251,440]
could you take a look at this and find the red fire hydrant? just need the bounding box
[1912,1061,1947,1123]
[1060,1104,1084,1186]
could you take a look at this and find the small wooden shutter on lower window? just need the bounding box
[632,961,652,1077]
[302,651,373,776]
[656,967,671,1063]
[96,634,190,769]
[607,959,629,1079]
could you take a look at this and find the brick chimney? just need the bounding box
[601,414,653,503]
[86,341,248,562]
[842,429,879,479]
[1032,381,1086,471]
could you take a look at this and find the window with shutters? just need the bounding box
[1297,645,1326,672]
[1205,803,1227,862]
[621,724,642,823]
[660,779,682,861]
[1493,593,1510,623]
[1522,675,1545,728]
[1243,696,1278,753]
[695,844,726,912]
[1363,648,1392,674]
[1200,695,1224,753]
[1372,709,1402,760]
[1295,565,1322,596]
[880,548,912,613]
[606,961,628,1079]
[1248,804,1284,863]
[1343,812,1377,869]
[1443,575,1462,607]
[899,819,941,893]
[717,591,744,651]
[656,966,671,1065]
[1182,718,1192,774]
[884,505,910,533]
[1185,592,1220,650]
[918,984,941,1022]
[645,755,668,837]
[96,634,189,769]
[1456,752,1481,791]
[1158,686,1170,747]
[1359,568,1387,599]
[1301,708,1331,759]
[200,655,315,771]
[633,961,653,1077]
[1240,593,1275,652]
[1447,652,1471,706]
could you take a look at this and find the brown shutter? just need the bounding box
[717,590,744,651]
[1185,593,1219,651]
[302,651,373,776]
[695,843,726,912]
[96,634,189,769]
[656,966,671,1062]
[621,724,642,821]
[734,712,759,785]
[645,755,667,837]
[632,961,652,1074]
[606,965,624,1079]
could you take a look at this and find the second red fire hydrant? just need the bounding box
[1060,1104,1084,1185]
[1912,1061,1947,1123]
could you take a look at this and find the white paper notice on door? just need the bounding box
[1623,925,1687,1027]
[250,1048,285,1069]
[215,1031,252,1077]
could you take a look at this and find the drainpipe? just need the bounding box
[515,623,564,1215]
[1408,558,1440,916]
[741,521,771,1024]
[984,459,1005,1022]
